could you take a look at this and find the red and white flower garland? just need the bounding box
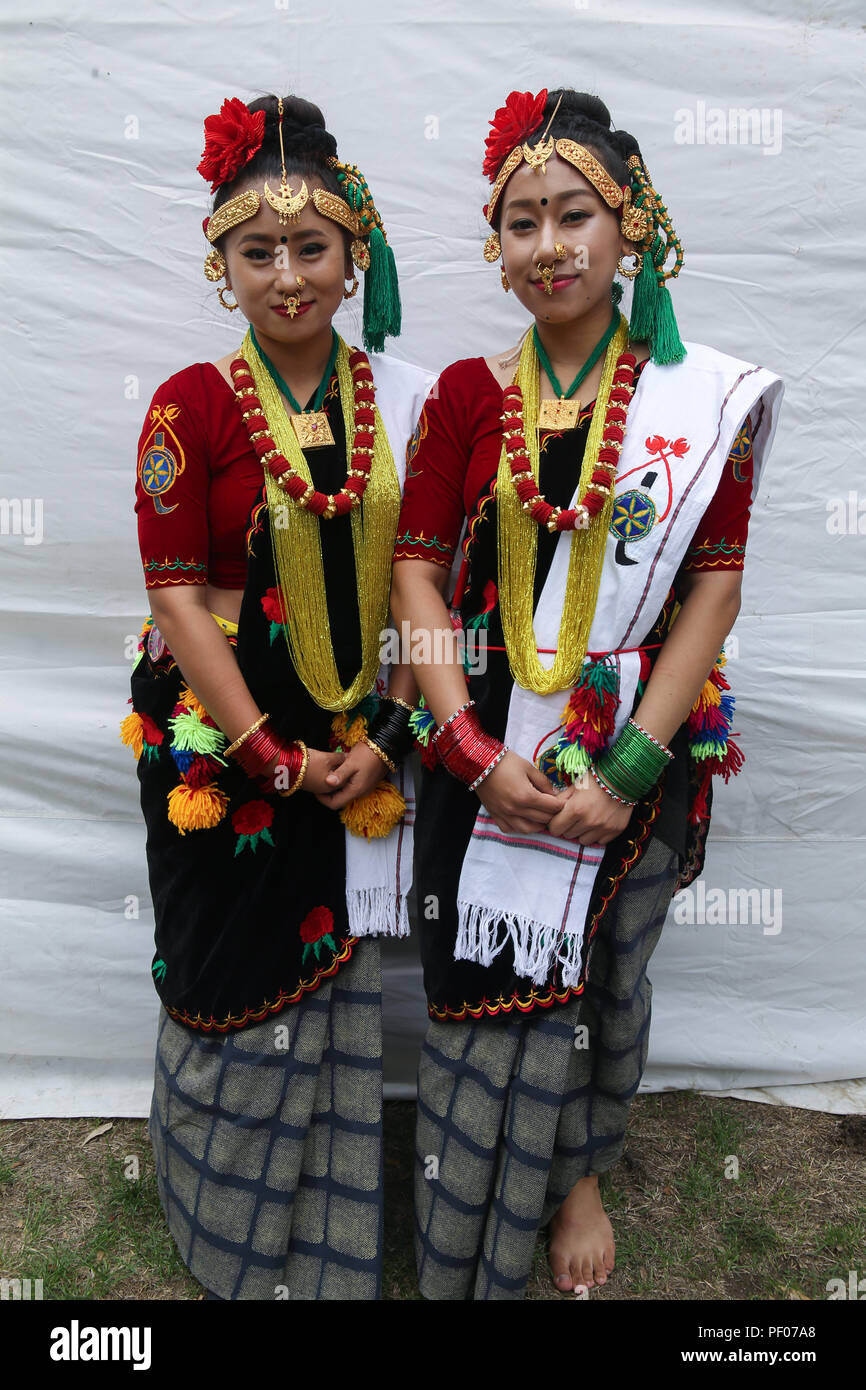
[230,348,377,521]
[502,351,638,532]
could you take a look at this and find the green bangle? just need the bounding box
[596,719,673,802]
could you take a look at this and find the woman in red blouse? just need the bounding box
[391,88,782,1300]
[124,93,432,1300]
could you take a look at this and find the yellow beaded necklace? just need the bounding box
[496,315,630,695]
[241,334,401,712]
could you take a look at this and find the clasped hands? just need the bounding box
[477,750,632,846]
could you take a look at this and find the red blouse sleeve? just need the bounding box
[135,372,210,588]
[682,413,754,571]
[393,364,473,569]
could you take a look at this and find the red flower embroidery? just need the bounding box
[300,906,337,964]
[300,905,334,945]
[645,434,690,459]
[261,586,289,625]
[232,799,274,837]
[139,712,164,746]
[482,89,548,180]
[197,98,266,193]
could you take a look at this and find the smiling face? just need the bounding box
[498,153,632,324]
[219,177,352,342]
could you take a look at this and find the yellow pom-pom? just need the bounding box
[119,711,144,760]
[345,715,367,749]
[178,684,209,720]
[166,782,229,835]
[330,713,349,748]
[340,782,406,839]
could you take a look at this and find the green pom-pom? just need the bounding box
[556,743,591,778]
[168,711,227,757]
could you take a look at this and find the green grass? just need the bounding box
[1,1097,863,1301]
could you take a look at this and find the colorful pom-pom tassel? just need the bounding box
[166,782,229,835]
[184,753,224,788]
[538,657,620,785]
[340,781,406,839]
[686,649,744,823]
[177,684,209,721]
[409,698,436,747]
[168,710,227,757]
[119,710,144,760]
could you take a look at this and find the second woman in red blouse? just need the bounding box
[391,87,782,1301]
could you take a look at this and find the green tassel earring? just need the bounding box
[362,225,402,354]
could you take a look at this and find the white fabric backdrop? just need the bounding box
[1,0,864,1117]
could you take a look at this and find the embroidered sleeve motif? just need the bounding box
[406,404,429,478]
[394,368,471,570]
[683,415,753,572]
[143,557,208,585]
[136,375,210,590]
[393,529,455,568]
[137,404,187,515]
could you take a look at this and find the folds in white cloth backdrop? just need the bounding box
[1,0,864,1115]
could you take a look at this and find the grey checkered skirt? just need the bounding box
[149,940,383,1300]
[414,835,678,1300]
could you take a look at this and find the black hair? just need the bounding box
[212,93,347,239]
[490,88,642,227]
[544,89,642,182]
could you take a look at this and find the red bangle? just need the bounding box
[434,706,506,790]
[230,720,305,794]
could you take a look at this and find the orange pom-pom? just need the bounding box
[166,782,229,835]
[339,782,406,839]
[119,710,144,760]
[178,684,210,720]
[344,716,368,748]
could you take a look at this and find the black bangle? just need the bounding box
[366,700,414,768]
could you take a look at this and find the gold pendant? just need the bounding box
[290,411,335,448]
[263,175,309,226]
[538,397,581,431]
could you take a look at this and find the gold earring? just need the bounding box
[616,251,643,280]
[554,242,566,262]
[204,248,226,281]
[351,238,371,272]
[343,275,359,300]
[218,286,238,311]
[501,266,510,292]
[483,231,501,263]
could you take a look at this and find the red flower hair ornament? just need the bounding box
[482,88,548,181]
[197,97,266,193]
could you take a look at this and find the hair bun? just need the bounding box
[249,94,339,163]
[547,90,613,132]
[610,129,641,163]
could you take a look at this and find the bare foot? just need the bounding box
[548,1175,615,1293]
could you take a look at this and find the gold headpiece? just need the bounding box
[263,97,309,224]
[203,99,362,246]
[485,138,626,226]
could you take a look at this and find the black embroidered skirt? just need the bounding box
[125,475,366,1032]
